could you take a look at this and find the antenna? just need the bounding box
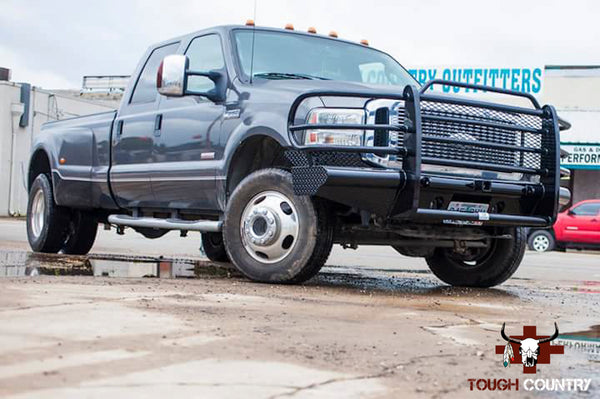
[249,0,257,84]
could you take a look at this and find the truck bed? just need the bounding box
[35,110,117,209]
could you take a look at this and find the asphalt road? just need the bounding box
[0,218,598,398]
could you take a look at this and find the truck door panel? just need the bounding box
[152,96,222,210]
[110,42,180,208]
[151,34,225,211]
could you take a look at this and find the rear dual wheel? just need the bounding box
[201,232,229,262]
[27,174,98,255]
[223,169,333,283]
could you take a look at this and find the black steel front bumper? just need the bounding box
[286,80,568,228]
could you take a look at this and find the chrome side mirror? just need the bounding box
[157,54,187,97]
[157,54,226,102]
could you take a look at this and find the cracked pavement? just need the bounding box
[0,218,598,398]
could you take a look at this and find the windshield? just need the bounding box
[233,29,416,86]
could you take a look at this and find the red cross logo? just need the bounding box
[495,325,564,374]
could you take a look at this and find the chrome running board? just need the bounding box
[108,215,222,232]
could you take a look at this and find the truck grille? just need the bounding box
[384,101,544,177]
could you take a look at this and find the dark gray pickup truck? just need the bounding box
[26,24,570,287]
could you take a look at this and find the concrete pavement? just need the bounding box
[0,218,598,398]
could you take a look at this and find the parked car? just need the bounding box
[26,24,569,287]
[528,199,600,252]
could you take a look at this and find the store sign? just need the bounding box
[408,67,544,95]
[561,144,600,169]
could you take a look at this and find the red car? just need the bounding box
[528,200,600,252]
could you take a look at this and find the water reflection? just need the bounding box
[0,251,230,279]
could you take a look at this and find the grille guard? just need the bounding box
[286,80,563,227]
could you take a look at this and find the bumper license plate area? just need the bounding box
[444,201,490,226]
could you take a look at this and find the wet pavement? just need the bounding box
[0,218,598,398]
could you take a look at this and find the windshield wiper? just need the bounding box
[253,72,330,80]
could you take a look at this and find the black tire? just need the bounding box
[527,230,555,252]
[201,232,230,262]
[425,227,527,287]
[26,174,69,253]
[223,169,333,283]
[61,210,98,255]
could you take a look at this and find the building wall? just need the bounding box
[0,83,23,217]
[571,170,600,204]
[543,68,600,204]
[0,81,117,216]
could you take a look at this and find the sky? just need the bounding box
[1,0,599,89]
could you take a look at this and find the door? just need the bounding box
[560,201,600,243]
[151,34,225,210]
[110,42,180,207]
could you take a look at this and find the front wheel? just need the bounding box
[425,227,527,287]
[223,169,333,283]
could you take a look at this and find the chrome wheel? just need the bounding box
[240,190,299,264]
[532,234,550,252]
[30,189,45,238]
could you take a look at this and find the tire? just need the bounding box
[26,174,69,253]
[201,232,230,262]
[61,210,98,255]
[425,227,527,287]
[527,230,555,253]
[223,169,333,283]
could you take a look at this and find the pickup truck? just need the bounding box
[528,199,600,252]
[26,24,570,287]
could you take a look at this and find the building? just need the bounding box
[543,66,600,204]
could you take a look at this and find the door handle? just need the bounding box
[154,114,163,136]
[113,120,123,144]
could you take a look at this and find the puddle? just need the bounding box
[315,265,519,299]
[556,325,600,362]
[0,251,234,279]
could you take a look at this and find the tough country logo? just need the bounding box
[496,323,564,374]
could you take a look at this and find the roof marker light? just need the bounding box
[285,23,294,30]
[329,31,338,38]
[360,39,369,46]
[246,19,255,26]
[307,27,317,34]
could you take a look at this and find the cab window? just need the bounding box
[571,202,600,216]
[185,34,225,92]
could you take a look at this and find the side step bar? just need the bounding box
[108,215,222,232]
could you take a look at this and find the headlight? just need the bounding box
[304,108,365,146]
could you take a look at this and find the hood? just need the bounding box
[249,78,409,108]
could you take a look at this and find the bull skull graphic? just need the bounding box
[501,322,559,367]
